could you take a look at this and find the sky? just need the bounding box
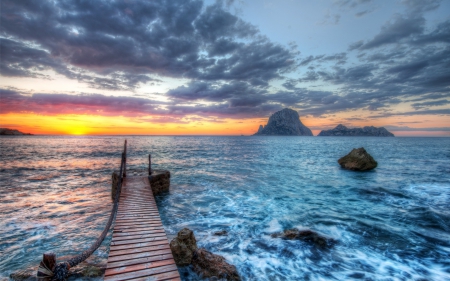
[0,0,449,136]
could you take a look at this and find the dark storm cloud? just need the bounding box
[0,0,295,88]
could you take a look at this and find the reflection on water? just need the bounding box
[1,136,450,280]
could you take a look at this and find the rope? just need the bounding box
[38,149,126,281]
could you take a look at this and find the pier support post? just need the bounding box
[123,140,127,177]
[148,154,152,175]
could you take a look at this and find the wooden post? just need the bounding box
[37,252,56,279]
[123,140,127,177]
[148,154,152,175]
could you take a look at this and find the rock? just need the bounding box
[271,228,336,248]
[338,147,377,171]
[170,228,198,266]
[192,248,241,281]
[0,128,33,135]
[10,268,36,281]
[149,169,170,195]
[253,108,313,136]
[318,124,394,137]
[213,230,228,236]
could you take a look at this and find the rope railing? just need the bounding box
[37,140,127,281]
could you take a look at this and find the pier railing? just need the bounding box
[37,140,128,281]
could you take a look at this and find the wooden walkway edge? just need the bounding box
[104,176,180,281]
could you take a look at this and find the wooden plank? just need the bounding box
[111,270,181,281]
[114,223,163,230]
[107,252,173,268]
[115,220,160,227]
[108,249,172,264]
[105,259,175,277]
[112,226,165,234]
[109,244,170,257]
[103,264,178,281]
[111,231,166,242]
[106,176,180,280]
[114,227,164,235]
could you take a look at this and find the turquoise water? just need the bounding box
[1,136,449,280]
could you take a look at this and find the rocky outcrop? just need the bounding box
[170,228,198,266]
[192,248,241,281]
[271,228,336,248]
[170,228,240,280]
[0,128,33,135]
[254,108,313,136]
[149,169,171,195]
[318,124,394,137]
[338,147,377,171]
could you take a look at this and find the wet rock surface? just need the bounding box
[170,228,198,266]
[149,169,171,195]
[213,230,228,236]
[170,228,240,280]
[338,147,378,171]
[192,248,241,281]
[271,228,336,248]
[9,261,105,281]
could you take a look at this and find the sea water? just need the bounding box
[0,136,449,280]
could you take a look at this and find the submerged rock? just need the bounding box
[192,248,241,281]
[271,228,336,248]
[253,108,313,136]
[170,228,198,266]
[213,230,228,236]
[338,147,377,171]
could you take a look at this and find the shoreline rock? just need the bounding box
[338,147,377,171]
[254,108,313,136]
[318,124,394,137]
[170,228,198,266]
[170,228,240,280]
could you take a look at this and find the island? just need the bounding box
[318,124,394,137]
[254,108,313,136]
[0,128,33,135]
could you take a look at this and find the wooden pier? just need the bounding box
[104,175,180,281]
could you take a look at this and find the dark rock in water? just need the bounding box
[0,128,33,135]
[254,108,313,136]
[271,228,336,248]
[170,228,240,280]
[338,147,377,171]
[213,230,228,236]
[318,124,394,137]
[192,248,241,281]
[170,228,198,266]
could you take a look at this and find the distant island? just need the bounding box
[254,108,313,136]
[0,128,33,135]
[318,124,394,137]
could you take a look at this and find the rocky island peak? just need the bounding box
[253,108,313,136]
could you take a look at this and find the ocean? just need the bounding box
[0,136,449,280]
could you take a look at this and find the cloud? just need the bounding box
[385,125,450,132]
[0,0,296,89]
[358,15,425,50]
[0,88,163,116]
